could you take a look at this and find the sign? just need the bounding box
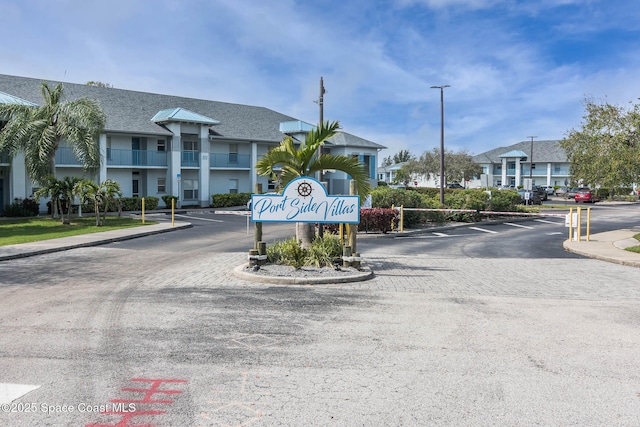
[565,213,578,228]
[250,176,360,223]
[523,178,532,191]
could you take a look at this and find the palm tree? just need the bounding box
[0,82,106,185]
[256,120,371,247]
[74,179,120,226]
[35,175,63,221]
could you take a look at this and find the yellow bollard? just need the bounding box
[391,204,395,231]
[141,197,145,224]
[577,207,582,242]
[586,207,591,241]
[400,205,404,232]
[171,198,175,227]
[339,223,344,245]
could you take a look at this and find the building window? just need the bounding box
[157,177,166,193]
[157,140,165,152]
[229,143,238,164]
[183,179,199,200]
[267,179,276,191]
[229,179,239,194]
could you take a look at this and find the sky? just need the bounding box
[2,0,640,162]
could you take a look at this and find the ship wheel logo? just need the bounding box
[297,181,313,198]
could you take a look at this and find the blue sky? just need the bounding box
[2,0,640,161]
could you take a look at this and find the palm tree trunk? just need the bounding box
[296,222,315,249]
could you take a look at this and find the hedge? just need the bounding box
[211,192,251,208]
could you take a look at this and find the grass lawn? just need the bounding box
[0,216,155,246]
[626,233,640,254]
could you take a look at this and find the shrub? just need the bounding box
[488,189,521,212]
[267,235,343,268]
[211,192,251,208]
[161,195,178,208]
[370,187,430,227]
[3,198,39,217]
[359,208,398,233]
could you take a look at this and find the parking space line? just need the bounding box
[432,232,450,237]
[534,219,563,225]
[504,222,534,229]
[174,214,223,222]
[469,227,498,234]
[0,383,40,404]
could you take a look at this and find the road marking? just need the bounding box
[0,383,41,404]
[504,222,534,229]
[469,227,498,234]
[432,232,450,237]
[546,232,564,235]
[175,214,223,222]
[535,219,562,225]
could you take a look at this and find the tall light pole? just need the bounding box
[527,135,537,182]
[317,77,326,238]
[431,85,450,205]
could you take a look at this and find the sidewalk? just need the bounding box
[0,221,191,261]
[563,228,640,268]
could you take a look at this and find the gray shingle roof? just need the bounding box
[473,140,567,163]
[0,74,384,150]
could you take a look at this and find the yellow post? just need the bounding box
[577,207,582,242]
[391,204,395,231]
[400,205,404,232]
[141,197,145,224]
[339,223,344,245]
[586,207,591,241]
[349,180,357,254]
[171,198,175,227]
[568,207,573,241]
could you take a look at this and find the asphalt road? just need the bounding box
[1,203,639,426]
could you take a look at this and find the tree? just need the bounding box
[86,81,113,88]
[74,179,122,226]
[381,149,415,167]
[35,176,63,221]
[405,148,482,187]
[256,121,371,248]
[561,98,640,195]
[0,82,106,185]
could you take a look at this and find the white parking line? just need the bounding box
[0,383,41,404]
[534,219,563,225]
[432,232,450,237]
[174,214,223,222]
[469,227,498,234]
[546,232,564,235]
[504,222,534,229]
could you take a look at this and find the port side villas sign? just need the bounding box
[251,177,360,224]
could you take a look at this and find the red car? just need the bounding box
[574,188,600,203]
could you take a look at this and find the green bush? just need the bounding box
[370,187,432,227]
[445,189,490,222]
[488,189,521,212]
[161,195,178,208]
[3,198,39,217]
[359,208,398,233]
[267,235,343,268]
[211,192,251,208]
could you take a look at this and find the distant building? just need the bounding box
[0,74,385,212]
[471,140,570,188]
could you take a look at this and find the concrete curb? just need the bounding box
[0,222,191,262]
[563,229,640,268]
[232,263,374,285]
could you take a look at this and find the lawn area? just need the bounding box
[626,233,640,254]
[0,216,154,246]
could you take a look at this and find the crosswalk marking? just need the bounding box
[469,226,498,234]
[504,222,534,229]
[0,383,41,404]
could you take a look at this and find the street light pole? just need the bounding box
[431,85,450,205]
[527,135,537,182]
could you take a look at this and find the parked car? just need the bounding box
[446,182,464,189]
[566,187,581,199]
[518,189,542,205]
[498,185,516,190]
[574,188,600,203]
[531,185,548,201]
[555,186,569,197]
[542,185,555,195]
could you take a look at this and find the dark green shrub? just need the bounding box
[370,187,429,227]
[488,189,521,212]
[267,235,343,268]
[3,198,39,217]
[211,192,251,208]
[304,235,343,267]
[267,237,307,268]
[161,195,178,208]
[445,189,489,222]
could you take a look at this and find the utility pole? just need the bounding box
[317,77,326,238]
[527,136,537,182]
[431,85,450,205]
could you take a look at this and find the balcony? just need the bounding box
[55,147,82,165]
[107,148,167,167]
[182,151,200,167]
[210,153,251,169]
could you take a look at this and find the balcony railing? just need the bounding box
[107,148,167,167]
[182,151,200,167]
[55,147,82,165]
[209,153,251,168]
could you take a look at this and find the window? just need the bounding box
[183,179,199,200]
[183,140,198,151]
[229,179,239,194]
[229,144,238,164]
[267,179,276,191]
[157,140,165,152]
[157,177,166,193]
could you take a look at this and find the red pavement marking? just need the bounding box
[86,378,187,427]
